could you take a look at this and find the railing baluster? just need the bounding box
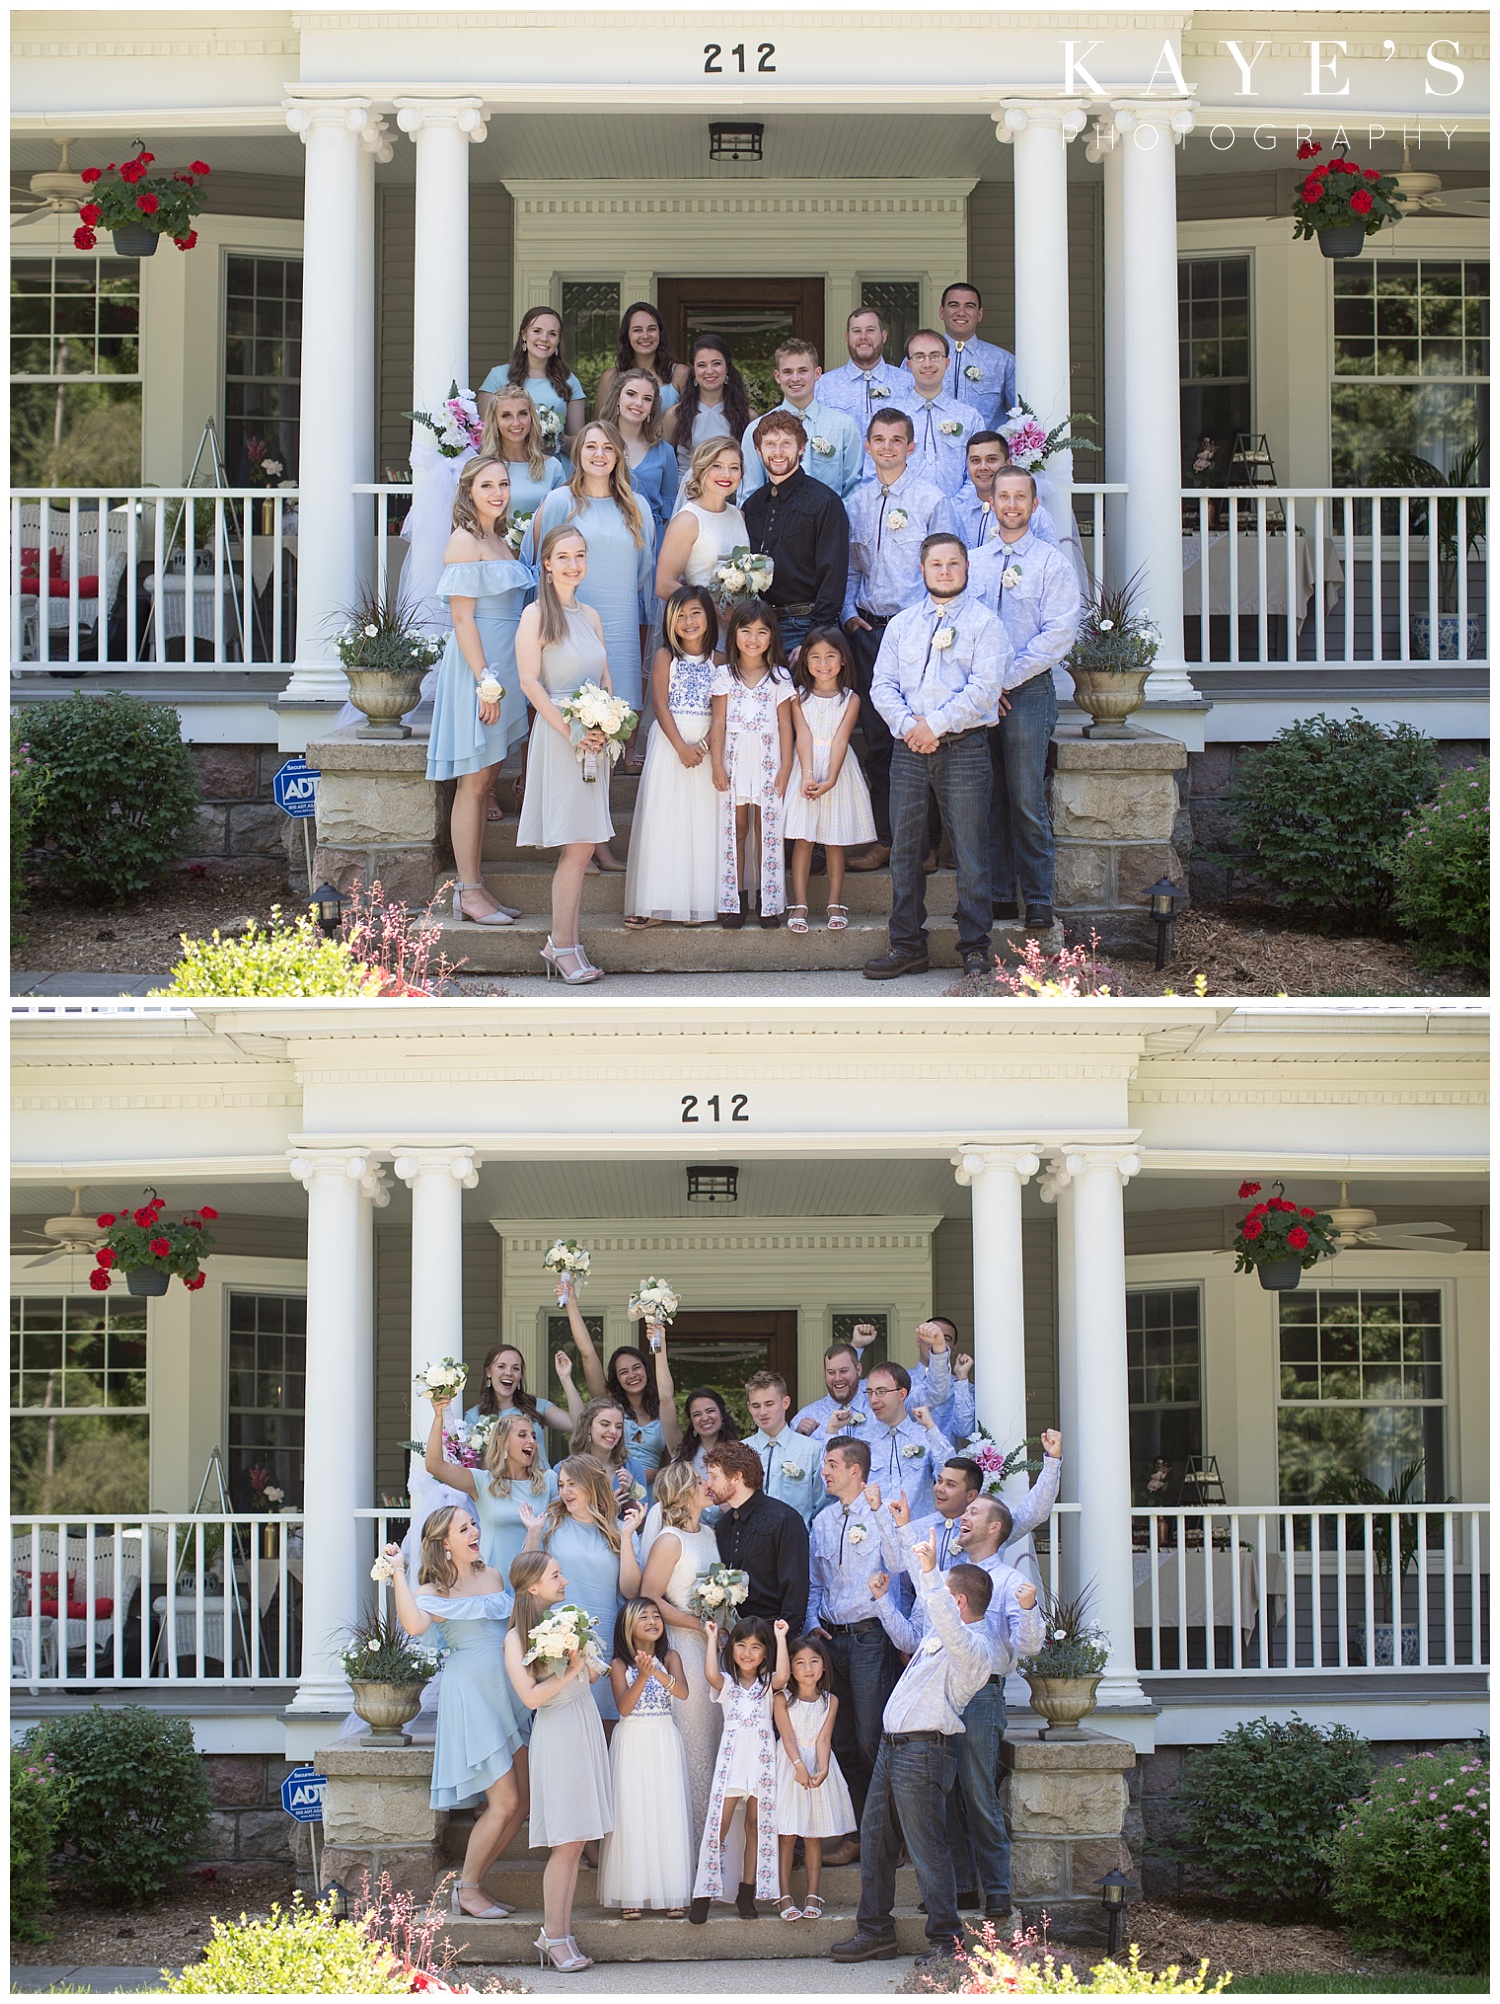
[1456,495,1469,658]
[1443,1508,1456,1667]
[67,497,80,664]
[1425,493,1440,662]
[1229,1511,1242,1670]
[1256,1512,1270,1672]
[1227,496,1240,663]
[1313,497,1327,665]
[1398,497,1411,663]
[273,495,286,668]
[10,498,23,665]
[213,497,226,663]
[1417,1503,1430,1669]
[1342,491,1355,663]
[1283,496,1297,664]
[1255,496,1269,665]
[1361,1508,1375,1667]
[153,498,167,665]
[1470,1510,1483,1669]
[1369,492,1383,663]
[1148,1510,1161,1672]
[1336,1510,1348,1668]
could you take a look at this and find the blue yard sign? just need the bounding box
[273,757,320,818]
[280,1764,327,1822]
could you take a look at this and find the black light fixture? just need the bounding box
[709,122,764,163]
[686,1164,739,1203]
[1145,877,1180,970]
[310,881,344,935]
[1100,1868,1129,1956]
[321,1877,354,1922]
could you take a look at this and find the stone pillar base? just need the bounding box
[1001,1727,1137,1943]
[1050,725,1189,954]
[308,1745,450,1902]
[310,727,447,907]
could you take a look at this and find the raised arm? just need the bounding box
[423,1396,477,1498]
[1008,1438,1063,1539]
[382,1544,435,1637]
[868,1567,919,1654]
[651,1322,684,1453]
[551,1348,586,1425]
[557,1273,609,1400]
[702,1619,725,1693]
[770,1617,792,1692]
[617,1504,645,1596]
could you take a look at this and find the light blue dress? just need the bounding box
[621,1413,667,1489]
[427,559,532,778]
[416,1589,527,1809]
[631,440,679,543]
[463,1401,553,1472]
[502,455,567,536]
[544,1516,625,1722]
[529,489,654,709]
[479,369,585,456]
[472,1468,559,1583]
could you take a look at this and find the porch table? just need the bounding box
[1133,1548,1262,1637]
[248,536,403,594]
[1181,531,1345,623]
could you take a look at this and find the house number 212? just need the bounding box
[703,42,776,71]
[681,1093,750,1122]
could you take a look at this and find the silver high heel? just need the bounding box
[534,1929,592,1971]
[451,881,515,926]
[541,936,602,984]
[451,1880,513,1919]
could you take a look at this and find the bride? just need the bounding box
[640,1458,723,1836]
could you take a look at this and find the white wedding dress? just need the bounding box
[657,1522,724,1839]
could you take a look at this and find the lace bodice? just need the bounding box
[625,1661,676,1717]
[659,1523,722,1610]
[667,654,716,716]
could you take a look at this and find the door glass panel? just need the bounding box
[683,307,794,412]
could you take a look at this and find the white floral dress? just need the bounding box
[713,664,794,916]
[693,1675,782,1901]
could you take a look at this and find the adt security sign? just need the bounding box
[273,757,320,818]
[280,1765,326,1822]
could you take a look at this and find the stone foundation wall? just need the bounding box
[198,1753,301,1867]
[184,746,291,871]
[1002,1731,1137,1941]
[1051,728,1189,953]
[311,730,450,908]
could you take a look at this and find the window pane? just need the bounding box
[1277,1289,1446,1501]
[222,257,303,481]
[1128,1287,1202,1501]
[10,1413,150,1512]
[560,280,622,415]
[226,1291,307,1508]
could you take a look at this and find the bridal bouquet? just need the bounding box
[687,1561,749,1622]
[966,1421,1043,1498]
[559,683,638,782]
[506,508,534,557]
[442,1413,497,1468]
[416,1356,468,1404]
[523,1602,606,1672]
[405,379,483,459]
[710,546,774,606]
[536,406,565,454]
[1001,399,1098,472]
[543,1238,592,1289]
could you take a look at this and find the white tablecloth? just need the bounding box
[1133,1549,1261,1634]
[1182,533,1345,622]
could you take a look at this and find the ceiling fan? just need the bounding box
[1325,1183,1467,1254]
[16,1188,106,1268]
[11,137,91,218]
[1387,142,1489,220]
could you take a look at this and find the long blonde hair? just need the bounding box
[508,1547,559,1652]
[483,1411,550,1499]
[481,386,547,479]
[544,1453,622,1555]
[536,524,589,648]
[565,420,646,547]
[684,436,744,502]
[569,1398,629,1472]
[417,1503,477,1590]
[597,367,665,448]
[452,454,511,542]
[653,1456,704,1533]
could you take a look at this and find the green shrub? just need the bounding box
[10,717,50,919]
[23,692,201,901]
[1223,714,1441,930]
[165,1897,410,1994]
[154,911,385,998]
[31,1704,213,1902]
[1174,1714,1373,1917]
[1389,760,1489,972]
[1325,1742,1488,1973]
[902,1941,1229,1995]
[11,1746,74,1939]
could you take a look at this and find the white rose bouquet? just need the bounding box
[404,379,483,459]
[629,1276,679,1351]
[506,508,534,557]
[543,1238,592,1288]
[687,1560,750,1622]
[535,405,565,454]
[559,682,639,782]
[710,545,774,607]
[523,1602,606,1673]
[416,1356,467,1404]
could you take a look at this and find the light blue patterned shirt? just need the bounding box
[938,480,1062,553]
[967,529,1083,691]
[881,391,983,497]
[740,398,865,500]
[743,1426,827,1524]
[842,468,951,624]
[791,1386,873,1435]
[809,1493,891,1627]
[903,334,1016,431]
[863,1413,956,1521]
[818,358,910,429]
[875,1545,1045,1680]
[871,593,1011,741]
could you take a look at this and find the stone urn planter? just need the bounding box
[110,224,160,258]
[1255,1256,1305,1292]
[1317,223,1367,259]
[1067,668,1150,740]
[349,1678,425,1747]
[125,1266,170,1296]
[342,666,429,741]
[1023,1671,1102,1739]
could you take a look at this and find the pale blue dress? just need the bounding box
[427,558,532,778]
[621,1413,668,1489]
[528,489,655,709]
[544,1516,625,1722]
[478,369,585,455]
[472,1468,559,1582]
[632,440,680,543]
[416,1589,527,1809]
[463,1400,553,1472]
[501,455,566,540]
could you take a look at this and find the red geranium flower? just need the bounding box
[1332,159,1359,175]
[148,1235,171,1257]
[174,232,199,251]
[199,1205,218,1219]
[1364,168,1382,180]
[136,192,159,216]
[1350,188,1374,216]
[1238,1181,1262,1199]
[190,160,211,176]
[79,203,102,226]
[89,1269,111,1291]
[96,1247,116,1269]
[1300,1207,1317,1219]
[73,226,97,250]
[80,166,102,183]
[185,1273,206,1291]
[132,1206,151,1227]
[119,159,143,184]
[1243,1219,1265,1240]
[1287,1226,1310,1250]
[139,151,154,165]
[96,1213,117,1228]
[1302,175,1327,203]
[1296,140,1323,160]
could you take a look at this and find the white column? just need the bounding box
[1068,1143,1147,1708]
[352,1164,390,1572]
[953,1145,1040,1510]
[352,116,392,596]
[281,98,380,706]
[1088,121,1128,588]
[995,103,1086,440]
[393,1147,479,1440]
[1039,1153,1079,1600]
[1114,97,1199,703]
[285,1146,375,1716]
[395,98,488,419]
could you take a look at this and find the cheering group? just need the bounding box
[383,1293,1062,1972]
[418,287,1086,983]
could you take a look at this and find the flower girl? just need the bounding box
[782,627,877,934]
[772,1633,857,1921]
[688,1614,791,1923]
[596,1598,694,1916]
[624,586,721,928]
[708,601,795,929]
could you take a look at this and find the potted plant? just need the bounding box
[89,1192,216,1296]
[1321,1457,1445,1665]
[1023,1584,1110,1736]
[1374,441,1487,660]
[1290,140,1402,259]
[333,589,444,740]
[70,143,210,258]
[1062,568,1160,737]
[339,1604,443,1746]
[1232,1178,1339,1291]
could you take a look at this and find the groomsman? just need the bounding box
[923,283,1017,431]
[859,1363,954,1519]
[808,1435,901,1831]
[969,470,1083,933]
[741,412,850,656]
[842,410,950,865]
[743,1370,826,1523]
[940,432,1064,552]
[880,1431,1064,1587]
[893,332,982,496]
[740,338,864,500]
[791,1334,875,1437]
[819,305,909,429]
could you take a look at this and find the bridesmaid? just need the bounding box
[596,302,689,428]
[425,1397,558,1580]
[383,1508,525,1919]
[656,440,749,602]
[514,525,614,983]
[673,336,756,476]
[640,1459,725,1838]
[568,1397,641,1508]
[557,1272,682,1487]
[506,1548,613,1973]
[466,1343,580,1471]
[426,455,531,928]
[479,386,567,532]
[598,369,679,552]
[523,1454,644,1726]
[479,306,584,450]
[674,1386,740,1481]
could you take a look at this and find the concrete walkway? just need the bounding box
[12,968,962,998]
[9,1957,919,1994]
[10,1969,169,1993]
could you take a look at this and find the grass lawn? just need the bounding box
[1226,1978,1488,1995]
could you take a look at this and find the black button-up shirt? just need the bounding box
[714,1488,810,1635]
[742,466,850,630]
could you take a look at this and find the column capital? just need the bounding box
[360,1163,393,1208]
[288,1146,377,1186]
[1110,98,1197,142]
[1074,1143,1143,1185]
[284,95,375,141]
[392,1145,479,1189]
[394,95,489,143]
[951,1145,1041,1188]
[993,100,1089,144]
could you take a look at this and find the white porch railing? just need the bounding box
[355,483,415,606]
[9,1513,303,1691]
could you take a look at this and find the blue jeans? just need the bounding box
[946,1680,1011,1907]
[857,1734,962,1952]
[888,730,993,959]
[989,669,1057,912]
[820,1619,900,1818]
[778,613,813,657]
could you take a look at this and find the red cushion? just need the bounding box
[75,575,99,597]
[20,573,41,595]
[20,546,39,565]
[28,1595,113,1619]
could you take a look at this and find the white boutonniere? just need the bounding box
[1002,564,1023,590]
[921,1635,943,1655]
[933,625,956,651]
[939,419,965,437]
[901,1442,926,1459]
[811,436,834,456]
[848,1525,869,1546]
[870,382,891,399]
[963,364,984,383]
[886,508,909,532]
[781,1463,805,1481]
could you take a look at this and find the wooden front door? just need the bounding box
[667,1309,799,1427]
[657,277,825,412]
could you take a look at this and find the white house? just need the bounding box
[9,996,1488,1769]
[9,6,1491,768]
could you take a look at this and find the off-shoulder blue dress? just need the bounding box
[427,558,532,779]
[416,1589,527,1808]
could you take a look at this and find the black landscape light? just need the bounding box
[310,881,344,935]
[1145,877,1180,970]
[1100,1867,1129,1956]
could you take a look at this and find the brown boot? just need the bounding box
[845,843,891,872]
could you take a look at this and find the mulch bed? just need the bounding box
[1047,1901,1410,1980]
[11,864,295,982]
[10,1863,298,1967]
[1117,906,1482,1000]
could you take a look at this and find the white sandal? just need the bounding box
[826,903,849,931]
[778,1895,803,1922]
[786,904,809,934]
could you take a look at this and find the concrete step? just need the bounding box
[482,810,637,862]
[439,1904,931,1964]
[441,1843,915,1912]
[434,911,966,974]
[472,860,956,920]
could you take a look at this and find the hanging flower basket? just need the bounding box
[72,142,210,257]
[91,1190,217,1294]
[1232,1179,1339,1290]
[1290,141,1402,260]
[109,223,159,259]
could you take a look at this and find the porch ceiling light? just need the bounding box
[686,1164,739,1203]
[1144,878,1180,972]
[709,122,764,163]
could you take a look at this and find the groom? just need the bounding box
[704,1439,811,1634]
